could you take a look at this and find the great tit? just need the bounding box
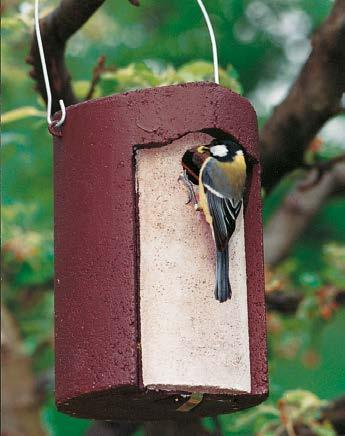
[180,138,247,302]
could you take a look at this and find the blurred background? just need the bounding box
[1,0,344,435]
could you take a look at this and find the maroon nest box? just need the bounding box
[52,82,268,421]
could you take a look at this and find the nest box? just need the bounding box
[51,82,268,421]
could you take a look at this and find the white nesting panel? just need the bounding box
[136,134,251,393]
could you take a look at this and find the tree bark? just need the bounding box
[260,0,345,191]
[27,0,141,113]
[264,157,345,266]
[1,305,46,436]
[28,0,345,191]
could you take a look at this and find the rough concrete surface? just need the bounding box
[54,82,267,419]
[137,133,251,393]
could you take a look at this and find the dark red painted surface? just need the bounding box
[53,82,268,420]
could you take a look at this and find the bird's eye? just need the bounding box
[197,146,208,154]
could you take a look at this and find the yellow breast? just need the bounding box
[198,157,213,225]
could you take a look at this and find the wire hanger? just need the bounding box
[34,0,66,127]
[196,0,219,84]
[33,0,219,128]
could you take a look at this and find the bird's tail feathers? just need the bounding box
[215,247,231,302]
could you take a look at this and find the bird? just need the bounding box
[179,138,247,302]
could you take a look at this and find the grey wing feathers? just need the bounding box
[206,191,241,251]
[202,159,243,205]
[202,160,242,251]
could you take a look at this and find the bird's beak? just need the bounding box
[197,145,209,154]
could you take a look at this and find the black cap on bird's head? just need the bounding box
[197,138,244,162]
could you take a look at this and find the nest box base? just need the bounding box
[57,388,267,421]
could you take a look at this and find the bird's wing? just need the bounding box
[201,160,242,251]
[206,193,240,251]
[202,159,243,206]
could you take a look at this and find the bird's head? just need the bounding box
[197,138,244,162]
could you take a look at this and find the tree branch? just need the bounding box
[27,0,137,114]
[1,304,46,436]
[260,0,345,191]
[322,395,345,435]
[28,0,345,193]
[264,157,345,266]
[300,154,345,190]
[84,55,116,100]
[266,289,345,315]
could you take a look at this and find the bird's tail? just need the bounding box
[215,247,231,302]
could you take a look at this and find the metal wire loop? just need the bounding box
[33,0,219,127]
[196,0,220,84]
[34,0,66,127]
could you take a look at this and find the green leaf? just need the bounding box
[96,61,242,96]
[2,107,46,124]
[298,272,323,290]
[1,16,23,30]
[178,61,243,93]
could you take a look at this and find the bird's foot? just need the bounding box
[178,171,198,207]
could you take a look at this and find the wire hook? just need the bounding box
[34,0,66,127]
[34,0,218,126]
[196,0,220,84]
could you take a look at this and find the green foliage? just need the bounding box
[42,399,91,436]
[2,204,53,288]
[3,61,242,122]
[96,61,242,95]
[2,0,344,435]
[323,243,345,288]
[221,390,335,436]
[2,106,46,124]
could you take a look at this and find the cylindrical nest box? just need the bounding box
[53,82,268,421]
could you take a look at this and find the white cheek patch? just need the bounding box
[210,144,228,158]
